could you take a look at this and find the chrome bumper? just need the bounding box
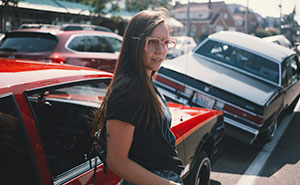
[224,117,259,144]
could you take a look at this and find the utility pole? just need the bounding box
[186,0,190,36]
[245,0,248,33]
[279,0,282,33]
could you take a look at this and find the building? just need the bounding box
[227,4,263,34]
[171,1,236,43]
[0,0,94,32]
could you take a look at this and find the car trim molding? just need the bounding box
[156,73,262,118]
[224,117,259,143]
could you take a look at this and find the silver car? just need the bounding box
[155,31,300,144]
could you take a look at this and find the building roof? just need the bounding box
[18,0,94,15]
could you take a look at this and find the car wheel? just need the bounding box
[188,151,211,185]
[286,96,299,114]
[262,120,278,142]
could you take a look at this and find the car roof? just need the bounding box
[0,58,113,93]
[8,29,122,39]
[262,35,292,48]
[207,31,295,63]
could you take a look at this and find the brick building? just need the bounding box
[171,1,236,43]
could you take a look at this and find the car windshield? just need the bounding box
[27,79,110,178]
[0,32,58,53]
[196,40,279,84]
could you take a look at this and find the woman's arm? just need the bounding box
[106,119,181,185]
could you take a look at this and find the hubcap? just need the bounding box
[267,121,278,140]
[195,157,211,185]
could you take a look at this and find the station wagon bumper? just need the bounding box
[224,115,259,144]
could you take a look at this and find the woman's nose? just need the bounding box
[156,43,167,53]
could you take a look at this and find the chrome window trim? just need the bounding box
[156,73,263,118]
[54,157,102,185]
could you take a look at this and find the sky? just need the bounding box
[176,0,300,23]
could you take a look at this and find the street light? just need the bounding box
[279,0,282,33]
[186,0,190,36]
[245,0,248,33]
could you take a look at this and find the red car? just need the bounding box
[0,29,122,73]
[0,59,224,185]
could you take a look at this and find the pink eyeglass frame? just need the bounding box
[144,37,177,52]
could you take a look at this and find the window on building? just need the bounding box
[202,25,208,34]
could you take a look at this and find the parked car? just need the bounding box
[263,34,300,56]
[0,29,122,73]
[60,24,113,32]
[0,58,225,185]
[262,34,293,49]
[18,23,113,32]
[18,23,61,30]
[167,36,197,58]
[155,31,300,144]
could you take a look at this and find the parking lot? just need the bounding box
[210,101,300,185]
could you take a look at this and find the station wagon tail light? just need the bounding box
[49,54,65,64]
[223,104,264,125]
[156,75,185,92]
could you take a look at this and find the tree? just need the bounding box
[64,0,114,14]
[125,0,171,12]
[280,6,299,44]
[1,0,18,32]
[1,0,18,6]
[255,28,272,38]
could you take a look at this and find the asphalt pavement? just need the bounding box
[210,102,300,185]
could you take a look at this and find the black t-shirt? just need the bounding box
[106,76,184,174]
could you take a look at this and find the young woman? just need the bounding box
[92,9,184,185]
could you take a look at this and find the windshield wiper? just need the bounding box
[0,48,18,52]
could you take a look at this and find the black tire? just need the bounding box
[188,151,211,185]
[261,120,278,143]
[286,97,299,114]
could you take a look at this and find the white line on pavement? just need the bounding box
[235,102,300,185]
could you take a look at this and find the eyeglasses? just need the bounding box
[145,37,177,52]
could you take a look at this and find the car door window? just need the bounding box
[27,79,110,181]
[286,56,300,85]
[281,61,288,87]
[0,95,39,185]
[106,37,122,53]
[86,35,114,53]
[290,56,299,82]
[68,36,86,52]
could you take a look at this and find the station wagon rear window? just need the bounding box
[196,40,279,84]
[0,32,58,53]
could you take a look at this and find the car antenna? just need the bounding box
[180,45,191,122]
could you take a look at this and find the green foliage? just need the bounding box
[1,0,18,6]
[125,0,170,12]
[265,27,280,35]
[280,6,299,43]
[65,0,114,14]
[199,34,208,42]
[255,28,272,38]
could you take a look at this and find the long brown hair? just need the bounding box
[92,9,169,135]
